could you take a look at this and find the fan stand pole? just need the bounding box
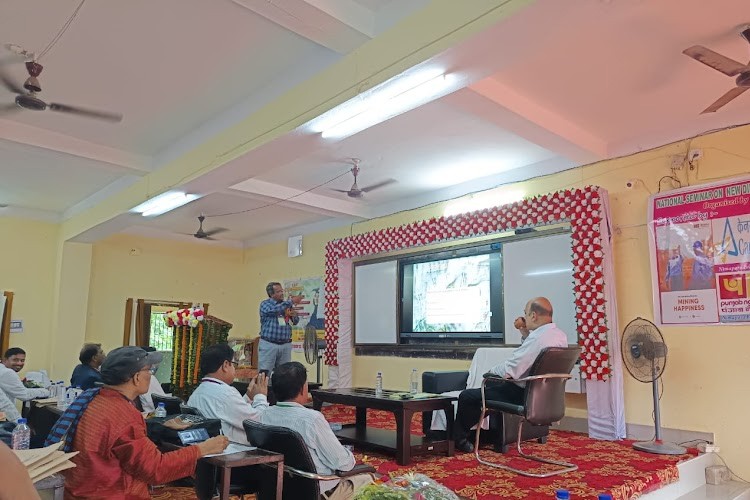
[316,352,322,384]
[632,362,686,455]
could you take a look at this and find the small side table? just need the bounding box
[201,448,284,500]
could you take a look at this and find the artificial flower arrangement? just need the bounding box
[164,306,205,328]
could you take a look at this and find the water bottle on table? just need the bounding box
[375,372,383,397]
[410,368,419,394]
[11,418,31,450]
[555,490,570,500]
[154,402,167,418]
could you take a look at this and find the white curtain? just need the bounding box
[332,259,354,389]
[586,191,627,440]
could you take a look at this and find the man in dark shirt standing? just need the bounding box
[71,343,106,390]
[258,282,302,373]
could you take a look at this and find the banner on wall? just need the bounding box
[648,175,750,325]
[283,277,325,352]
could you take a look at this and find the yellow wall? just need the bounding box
[242,124,750,476]
[0,218,60,376]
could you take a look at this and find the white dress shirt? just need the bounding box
[0,364,49,404]
[259,402,355,493]
[488,322,568,384]
[0,386,21,422]
[187,377,269,445]
[139,375,167,414]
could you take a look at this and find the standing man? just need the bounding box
[453,297,568,452]
[258,282,303,373]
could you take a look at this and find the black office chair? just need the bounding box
[179,404,204,416]
[474,346,581,477]
[243,420,376,500]
[151,393,183,415]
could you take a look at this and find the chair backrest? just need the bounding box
[179,404,204,416]
[524,346,581,426]
[151,393,183,415]
[243,419,320,500]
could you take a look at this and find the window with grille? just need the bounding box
[149,312,173,351]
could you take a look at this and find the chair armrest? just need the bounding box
[336,463,377,477]
[482,373,572,385]
[283,465,340,481]
[422,371,469,393]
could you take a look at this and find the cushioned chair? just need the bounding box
[422,348,549,453]
[179,404,204,416]
[474,346,581,477]
[243,419,376,500]
[151,393,183,415]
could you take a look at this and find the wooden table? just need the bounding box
[311,387,456,465]
[200,448,284,500]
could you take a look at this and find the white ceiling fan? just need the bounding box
[331,158,396,199]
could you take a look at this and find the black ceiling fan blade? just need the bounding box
[0,103,20,115]
[701,86,749,113]
[330,188,351,193]
[361,178,397,193]
[0,70,24,95]
[683,46,749,76]
[203,227,228,237]
[48,102,123,122]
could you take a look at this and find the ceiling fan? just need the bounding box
[0,59,123,122]
[191,215,227,241]
[331,158,396,199]
[683,26,750,113]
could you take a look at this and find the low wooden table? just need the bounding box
[201,448,284,500]
[311,387,456,465]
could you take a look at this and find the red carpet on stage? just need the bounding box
[322,405,694,500]
[154,405,695,499]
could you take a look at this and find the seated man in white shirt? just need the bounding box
[187,343,269,444]
[138,348,167,414]
[453,297,568,452]
[0,347,49,421]
[261,362,372,499]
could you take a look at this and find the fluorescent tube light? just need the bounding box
[444,190,525,217]
[319,72,456,140]
[132,191,199,217]
[524,267,573,277]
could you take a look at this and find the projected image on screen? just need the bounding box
[412,255,491,332]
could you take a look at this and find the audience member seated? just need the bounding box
[0,441,40,500]
[70,343,106,390]
[259,361,373,498]
[47,346,228,499]
[139,347,167,413]
[0,347,49,421]
[187,343,269,444]
[453,297,568,453]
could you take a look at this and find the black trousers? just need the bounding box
[454,383,525,441]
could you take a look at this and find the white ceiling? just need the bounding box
[1,0,749,247]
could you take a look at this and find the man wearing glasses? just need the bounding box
[188,343,269,445]
[452,297,568,453]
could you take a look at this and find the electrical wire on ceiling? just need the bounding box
[37,0,87,62]
[204,169,353,218]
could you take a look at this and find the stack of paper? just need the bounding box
[13,442,78,483]
[32,397,60,407]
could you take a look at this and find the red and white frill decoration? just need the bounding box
[324,186,611,381]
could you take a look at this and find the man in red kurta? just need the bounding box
[57,346,227,499]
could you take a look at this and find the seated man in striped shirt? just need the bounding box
[260,362,372,499]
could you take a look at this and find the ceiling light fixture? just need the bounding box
[131,191,199,217]
[444,190,525,217]
[312,69,457,140]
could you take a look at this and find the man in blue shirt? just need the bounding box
[70,343,106,390]
[258,282,302,373]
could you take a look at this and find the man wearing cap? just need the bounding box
[258,282,303,373]
[138,347,168,414]
[691,240,714,290]
[49,346,228,499]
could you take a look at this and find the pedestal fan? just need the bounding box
[303,324,326,384]
[621,317,685,455]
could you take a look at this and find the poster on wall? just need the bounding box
[283,277,325,352]
[648,175,750,325]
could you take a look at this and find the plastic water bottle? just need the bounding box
[11,418,31,450]
[555,490,570,500]
[375,372,383,397]
[56,383,66,409]
[598,495,612,500]
[410,369,419,394]
[154,402,167,418]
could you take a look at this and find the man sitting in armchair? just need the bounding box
[453,296,568,452]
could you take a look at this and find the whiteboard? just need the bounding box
[502,233,577,345]
[354,260,398,344]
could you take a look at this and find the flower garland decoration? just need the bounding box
[164,306,205,328]
[324,186,611,381]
